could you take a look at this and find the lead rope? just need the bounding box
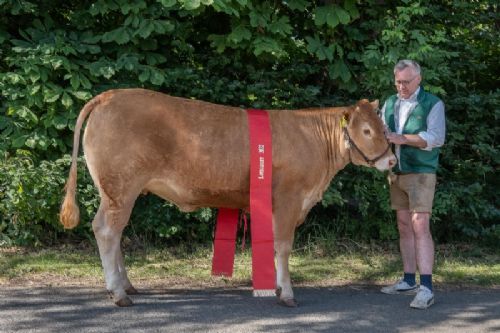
[240,212,248,251]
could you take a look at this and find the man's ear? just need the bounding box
[416,74,422,85]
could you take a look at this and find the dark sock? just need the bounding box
[420,274,433,291]
[403,272,416,286]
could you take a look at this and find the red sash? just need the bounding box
[211,109,276,296]
[211,208,239,277]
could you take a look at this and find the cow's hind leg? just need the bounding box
[117,242,138,295]
[93,199,135,306]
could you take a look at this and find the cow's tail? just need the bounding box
[59,95,103,229]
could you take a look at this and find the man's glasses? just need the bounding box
[395,76,417,87]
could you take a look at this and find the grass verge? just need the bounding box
[0,241,498,289]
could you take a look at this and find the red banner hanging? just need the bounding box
[211,109,276,296]
[247,109,276,295]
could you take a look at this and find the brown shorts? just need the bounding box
[389,173,436,213]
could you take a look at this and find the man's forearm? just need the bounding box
[386,133,427,148]
[403,134,427,148]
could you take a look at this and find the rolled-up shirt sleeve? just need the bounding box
[418,100,446,150]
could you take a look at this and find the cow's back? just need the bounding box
[83,89,251,210]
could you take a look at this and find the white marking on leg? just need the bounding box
[275,240,294,300]
[93,213,127,301]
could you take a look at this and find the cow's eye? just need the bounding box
[363,129,371,136]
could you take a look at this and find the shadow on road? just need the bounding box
[1,285,499,332]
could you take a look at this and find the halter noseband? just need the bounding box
[343,126,391,167]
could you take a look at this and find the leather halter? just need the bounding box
[343,126,391,167]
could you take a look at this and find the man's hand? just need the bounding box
[386,132,408,145]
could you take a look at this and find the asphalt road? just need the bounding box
[1,285,499,333]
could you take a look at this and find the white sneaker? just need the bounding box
[381,279,418,294]
[410,286,435,309]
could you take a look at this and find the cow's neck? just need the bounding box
[310,109,351,178]
[285,108,352,179]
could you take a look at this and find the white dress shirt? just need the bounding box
[381,87,446,167]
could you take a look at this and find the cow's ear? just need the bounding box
[343,106,354,123]
[370,99,379,110]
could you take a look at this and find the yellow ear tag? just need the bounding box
[340,116,347,128]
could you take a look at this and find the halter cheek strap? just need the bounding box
[343,125,391,167]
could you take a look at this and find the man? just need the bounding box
[380,60,446,309]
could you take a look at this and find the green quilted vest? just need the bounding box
[384,88,441,173]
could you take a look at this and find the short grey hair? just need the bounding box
[394,60,421,75]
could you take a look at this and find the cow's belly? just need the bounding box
[144,178,248,212]
[143,178,197,212]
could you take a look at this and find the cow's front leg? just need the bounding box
[275,238,298,307]
[272,187,305,307]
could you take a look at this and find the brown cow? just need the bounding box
[60,88,396,307]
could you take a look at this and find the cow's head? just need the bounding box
[342,99,396,171]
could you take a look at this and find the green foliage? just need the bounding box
[0,0,498,246]
[433,91,500,244]
[129,195,215,245]
[314,166,397,242]
[0,154,97,246]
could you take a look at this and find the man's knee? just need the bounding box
[412,212,431,237]
[397,210,413,235]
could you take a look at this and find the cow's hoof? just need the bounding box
[275,287,282,298]
[277,298,298,307]
[115,296,133,307]
[125,286,139,295]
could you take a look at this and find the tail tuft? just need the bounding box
[59,164,80,229]
[60,196,80,229]
[58,95,103,230]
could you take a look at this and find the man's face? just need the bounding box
[394,67,421,99]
